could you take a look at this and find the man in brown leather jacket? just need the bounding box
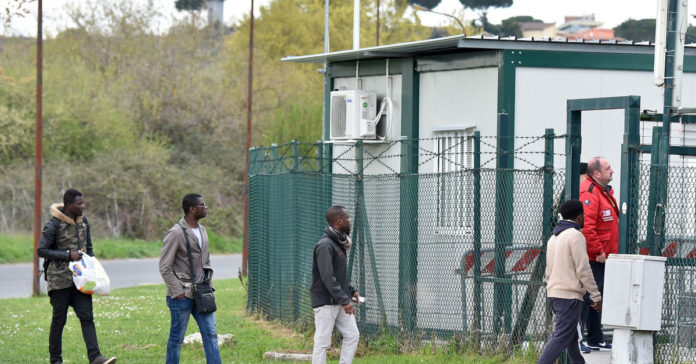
[159,193,220,364]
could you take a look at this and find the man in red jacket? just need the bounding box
[579,157,618,350]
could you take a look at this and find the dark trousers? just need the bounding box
[538,298,585,364]
[48,286,101,363]
[583,261,605,345]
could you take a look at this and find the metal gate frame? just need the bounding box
[565,96,641,255]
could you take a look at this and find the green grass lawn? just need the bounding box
[0,279,536,363]
[0,232,242,263]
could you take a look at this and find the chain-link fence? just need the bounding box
[627,158,696,363]
[248,133,571,355]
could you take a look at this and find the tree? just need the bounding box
[613,18,656,42]
[487,15,543,37]
[459,0,512,32]
[409,0,441,10]
[175,0,205,12]
[1,0,34,28]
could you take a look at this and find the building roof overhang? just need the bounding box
[282,34,696,64]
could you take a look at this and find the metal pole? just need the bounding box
[242,0,254,276]
[376,0,380,46]
[324,0,329,54]
[32,0,43,297]
[353,0,360,50]
[472,131,482,348]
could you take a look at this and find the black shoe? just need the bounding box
[89,355,117,364]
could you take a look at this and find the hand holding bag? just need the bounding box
[180,224,217,313]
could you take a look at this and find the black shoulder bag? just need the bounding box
[180,224,217,313]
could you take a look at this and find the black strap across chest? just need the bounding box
[178,223,200,284]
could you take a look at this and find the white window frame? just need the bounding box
[433,127,475,235]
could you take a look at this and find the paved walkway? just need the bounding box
[584,349,611,363]
[0,254,242,299]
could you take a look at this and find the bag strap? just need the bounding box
[179,223,201,287]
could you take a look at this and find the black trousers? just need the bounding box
[538,298,585,364]
[583,261,605,345]
[48,285,101,363]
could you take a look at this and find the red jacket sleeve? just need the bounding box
[580,190,604,258]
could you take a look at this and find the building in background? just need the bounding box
[519,22,557,38]
[207,0,225,25]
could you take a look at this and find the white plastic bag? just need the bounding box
[69,254,111,296]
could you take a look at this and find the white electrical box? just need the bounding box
[330,90,377,140]
[602,254,667,331]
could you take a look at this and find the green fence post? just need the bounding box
[359,201,388,326]
[472,131,482,348]
[510,128,555,347]
[619,96,641,254]
[399,139,419,334]
[645,127,664,255]
[317,141,324,174]
[292,140,300,171]
[565,107,582,200]
[355,141,367,324]
[494,113,513,334]
[291,141,301,322]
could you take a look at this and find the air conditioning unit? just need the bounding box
[330,90,377,140]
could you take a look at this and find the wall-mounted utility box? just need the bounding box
[602,254,667,331]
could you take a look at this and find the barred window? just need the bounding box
[434,129,474,231]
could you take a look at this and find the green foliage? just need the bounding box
[175,0,205,11]
[459,0,513,31]
[486,15,543,37]
[0,0,435,241]
[614,19,696,44]
[0,233,242,263]
[613,18,656,42]
[0,234,32,264]
[458,0,513,10]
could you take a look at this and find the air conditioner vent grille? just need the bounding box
[331,94,347,138]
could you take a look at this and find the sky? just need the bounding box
[3,0,696,37]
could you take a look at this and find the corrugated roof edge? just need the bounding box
[282,34,696,64]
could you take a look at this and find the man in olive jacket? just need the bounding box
[310,206,361,364]
[159,193,220,364]
[37,189,116,364]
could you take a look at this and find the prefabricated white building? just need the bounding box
[282,35,696,333]
[284,34,696,191]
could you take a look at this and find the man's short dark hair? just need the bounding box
[560,199,584,221]
[579,162,588,175]
[326,206,348,225]
[63,189,82,205]
[182,193,202,214]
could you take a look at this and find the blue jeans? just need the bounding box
[166,296,221,364]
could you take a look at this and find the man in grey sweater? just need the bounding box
[538,200,602,364]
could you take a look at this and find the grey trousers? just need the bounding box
[312,305,360,364]
[538,298,585,364]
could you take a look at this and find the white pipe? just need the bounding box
[673,0,688,107]
[353,0,360,50]
[654,0,669,87]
